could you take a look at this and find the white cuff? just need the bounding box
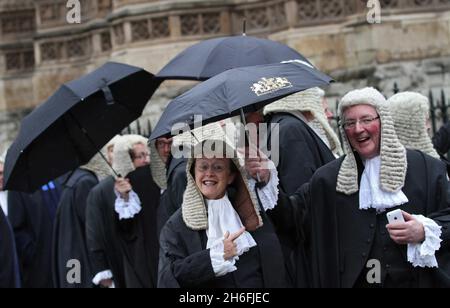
[114,190,142,220]
[248,160,279,211]
[407,215,442,268]
[92,270,113,286]
[208,238,237,277]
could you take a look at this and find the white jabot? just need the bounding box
[114,190,142,220]
[248,160,279,211]
[359,155,408,213]
[206,194,257,277]
[407,214,442,268]
[0,191,8,216]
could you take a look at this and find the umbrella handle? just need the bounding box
[239,108,262,183]
[96,149,120,178]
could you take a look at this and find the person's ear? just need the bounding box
[227,171,236,185]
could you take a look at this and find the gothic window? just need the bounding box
[181,14,200,36]
[131,19,150,42]
[150,17,170,38]
[201,13,221,35]
[5,49,35,72]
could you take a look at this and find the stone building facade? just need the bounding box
[1,0,450,153]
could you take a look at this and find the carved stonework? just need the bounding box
[131,19,150,42]
[269,2,287,28]
[113,23,125,45]
[67,36,91,59]
[23,50,35,69]
[181,14,200,36]
[97,0,113,15]
[297,0,350,25]
[380,0,399,8]
[0,10,35,35]
[247,7,270,30]
[39,2,63,24]
[131,16,169,42]
[40,36,92,63]
[38,0,93,27]
[151,17,170,38]
[100,31,112,52]
[201,13,221,35]
[5,52,21,71]
[41,41,64,61]
[180,12,221,36]
[5,49,35,72]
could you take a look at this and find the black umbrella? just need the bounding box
[156,35,312,81]
[150,61,333,140]
[4,62,161,192]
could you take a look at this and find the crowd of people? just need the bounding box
[1,86,450,288]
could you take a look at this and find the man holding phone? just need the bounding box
[274,88,450,288]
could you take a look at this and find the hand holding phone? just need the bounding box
[386,209,405,225]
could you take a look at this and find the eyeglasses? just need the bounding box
[195,162,228,174]
[156,140,172,149]
[342,116,380,130]
[132,152,150,161]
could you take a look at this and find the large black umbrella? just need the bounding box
[150,61,332,140]
[156,35,312,81]
[4,62,161,192]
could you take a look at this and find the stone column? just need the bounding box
[123,20,132,44]
[285,0,298,28]
[220,10,231,35]
[169,15,181,38]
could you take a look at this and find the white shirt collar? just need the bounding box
[0,191,8,216]
[205,194,256,254]
[359,155,408,213]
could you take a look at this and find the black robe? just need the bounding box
[433,121,450,156]
[275,149,450,288]
[157,157,187,234]
[267,113,336,286]
[52,169,99,288]
[85,166,160,288]
[268,113,336,194]
[158,207,287,288]
[0,207,20,288]
[8,180,62,288]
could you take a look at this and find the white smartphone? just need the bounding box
[386,209,405,224]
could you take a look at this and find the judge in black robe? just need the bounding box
[8,180,62,288]
[86,166,160,288]
[52,168,99,288]
[274,87,450,288]
[159,142,287,288]
[157,156,187,234]
[276,150,450,287]
[0,207,20,288]
[433,121,450,157]
[264,98,338,287]
[267,113,336,194]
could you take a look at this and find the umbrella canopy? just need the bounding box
[150,61,333,140]
[4,62,160,192]
[156,35,312,81]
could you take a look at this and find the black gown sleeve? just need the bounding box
[85,187,110,278]
[7,192,36,267]
[158,221,215,288]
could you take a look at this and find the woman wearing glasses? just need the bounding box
[158,141,287,288]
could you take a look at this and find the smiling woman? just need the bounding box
[158,140,286,288]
